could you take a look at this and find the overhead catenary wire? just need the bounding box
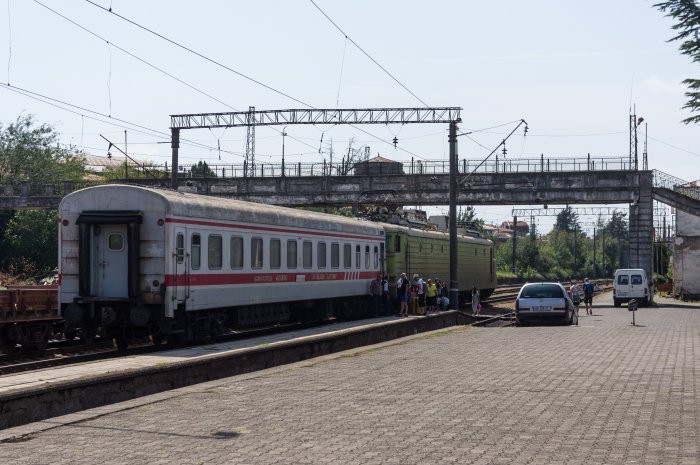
[309,0,431,109]
[82,0,432,161]
[0,82,244,158]
[31,0,319,155]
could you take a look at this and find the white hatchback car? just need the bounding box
[515,282,577,326]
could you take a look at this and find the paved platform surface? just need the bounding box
[0,316,402,396]
[2,293,700,464]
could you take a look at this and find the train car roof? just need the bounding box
[380,222,492,245]
[60,184,384,236]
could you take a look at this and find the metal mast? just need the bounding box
[245,106,256,177]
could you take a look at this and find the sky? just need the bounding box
[1,0,697,233]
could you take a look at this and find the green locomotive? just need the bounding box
[382,223,496,304]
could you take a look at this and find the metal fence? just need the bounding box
[653,170,700,201]
[172,155,634,179]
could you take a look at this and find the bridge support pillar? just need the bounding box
[628,172,653,281]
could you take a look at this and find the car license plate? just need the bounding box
[532,306,553,311]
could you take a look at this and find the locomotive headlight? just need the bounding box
[152,280,160,288]
[62,219,69,226]
[157,219,165,226]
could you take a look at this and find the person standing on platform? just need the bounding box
[583,278,595,315]
[397,273,409,317]
[369,275,382,317]
[414,274,425,315]
[425,278,438,314]
[569,280,581,317]
[471,286,481,315]
[381,275,389,316]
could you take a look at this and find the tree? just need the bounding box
[0,114,85,187]
[1,210,58,277]
[457,206,484,232]
[554,206,580,232]
[655,1,700,124]
[190,161,216,177]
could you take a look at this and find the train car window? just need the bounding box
[287,240,298,269]
[176,233,185,264]
[191,234,201,270]
[356,245,361,269]
[344,244,352,269]
[419,242,422,252]
[251,237,263,269]
[364,245,370,269]
[331,243,339,268]
[430,244,433,253]
[208,234,222,269]
[373,245,379,268]
[303,241,312,268]
[441,245,444,254]
[230,236,243,269]
[394,235,401,252]
[108,233,124,251]
[318,242,327,268]
[270,239,281,269]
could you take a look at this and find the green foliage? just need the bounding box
[0,210,58,277]
[457,206,484,231]
[190,161,216,177]
[494,211,638,281]
[0,114,85,187]
[554,206,580,232]
[655,0,700,124]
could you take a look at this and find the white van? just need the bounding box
[613,269,651,307]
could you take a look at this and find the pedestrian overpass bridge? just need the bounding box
[1,156,699,295]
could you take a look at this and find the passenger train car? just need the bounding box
[58,184,495,349]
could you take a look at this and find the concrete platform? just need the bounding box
[3,293,700,464]
[0,312,461,429]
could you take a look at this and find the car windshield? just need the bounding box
[520,284,564,299]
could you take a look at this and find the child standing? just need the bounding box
[409,284,419,315]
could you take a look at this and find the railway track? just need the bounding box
[0,319,332,375]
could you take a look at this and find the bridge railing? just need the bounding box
[653,170,700,201]
[175,155,632,179]
[0,155,636,198]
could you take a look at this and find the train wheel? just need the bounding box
[0,328,16,354]
[150,333,166,345]
[80,324,97,344]
[114,335,129,353]
[167,332,186,349]
[65,331,78,342]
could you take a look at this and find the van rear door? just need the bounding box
[630,273,645,298]
[616,273,630,298]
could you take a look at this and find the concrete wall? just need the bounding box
[674,211,700,298]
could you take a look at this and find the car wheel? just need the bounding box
[614,299,621,307]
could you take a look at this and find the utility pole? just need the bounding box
[448,121,458,310]
[170,128,180,188]
[511,215,517,274]
[281,126,287,177]
[593,228,597,278]
[245,106,256,177]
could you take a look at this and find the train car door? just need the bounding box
[93,224,129,297]
[172,227,188,305]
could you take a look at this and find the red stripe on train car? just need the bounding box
[163,271,377,287]
[164,217,381,241]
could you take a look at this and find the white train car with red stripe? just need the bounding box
[58,184,385,349]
